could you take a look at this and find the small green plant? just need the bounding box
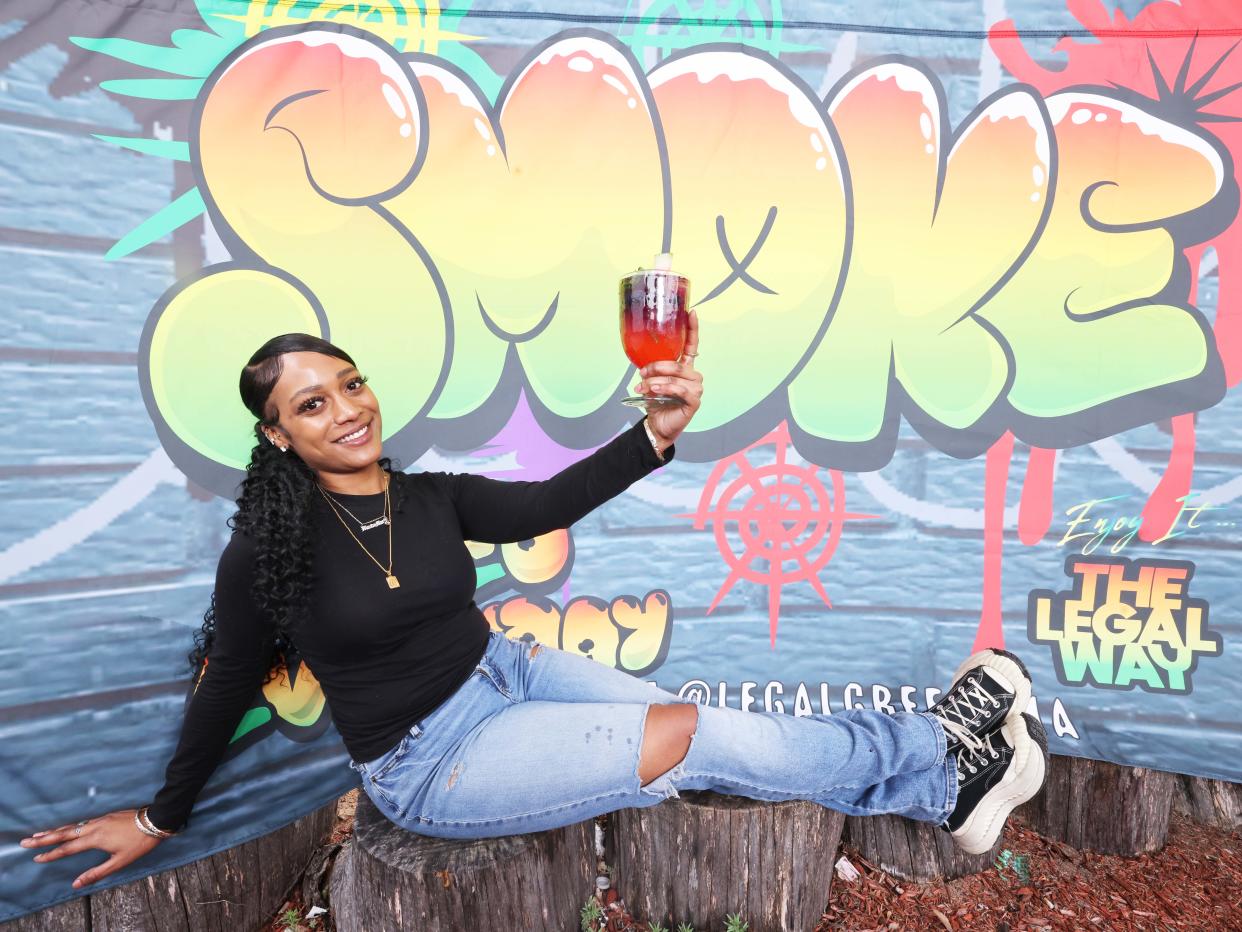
[279,907,301,931]
[580,897,604,932]
[724,914,749,932]
[675,923,696,932]
[647,923,669,932]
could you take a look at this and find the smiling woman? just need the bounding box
[252,347,388,492]
[20,322,1046,890]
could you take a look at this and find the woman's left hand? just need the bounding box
[634,308,703,453]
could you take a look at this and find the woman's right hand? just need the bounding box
[20,810,165,889]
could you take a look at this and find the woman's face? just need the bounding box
[263,352,382,475]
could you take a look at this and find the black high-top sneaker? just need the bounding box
[929,649,1033,754]
[944,712,1049,855]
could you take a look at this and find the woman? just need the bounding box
[22,320,1047,890]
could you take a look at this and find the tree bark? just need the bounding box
[0,898,88,932]
[608,792,844,932]
[1173,775,1242,832]
[328,792,593,932]
[1018,755,1175,855]
[4,802,336,932]
[844,814,1002,882]
[90,802,336,932]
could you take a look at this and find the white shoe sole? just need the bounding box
[951,714,1047,855]
[951,648,1032,725]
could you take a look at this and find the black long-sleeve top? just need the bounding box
[147,420,671,831]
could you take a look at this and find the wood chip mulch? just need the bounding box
[815,813,1241,932]
[588,813,1240,932]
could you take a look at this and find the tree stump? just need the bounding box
[91,802,336,931]
[1173,775,1242,832]
[1017,754,1176,854]
[844,814,1001,882]
[3,802,336,932]
[0,898,87,932]
[328,792,593,932]
[609,792,844,932]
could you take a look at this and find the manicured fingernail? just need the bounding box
[32,832,45,838]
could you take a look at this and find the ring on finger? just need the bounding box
[75,820,88,837]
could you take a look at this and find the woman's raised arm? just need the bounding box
[440,312,702,543]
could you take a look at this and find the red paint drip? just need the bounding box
[1140,413,1197,543]
[1018,446,1057,546]
[973,432,1014,654]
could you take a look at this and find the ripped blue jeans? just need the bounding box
[349,631,956,838]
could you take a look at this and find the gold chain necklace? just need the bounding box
[316,474,400,589]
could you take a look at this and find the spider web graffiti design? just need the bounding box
[680,422,878,645]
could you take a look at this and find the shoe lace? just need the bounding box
[931,675,1000,754]
[954,730,1004,777]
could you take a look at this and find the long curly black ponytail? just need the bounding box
[187,333,365,681]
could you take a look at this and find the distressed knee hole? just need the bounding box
[638,702,698,787]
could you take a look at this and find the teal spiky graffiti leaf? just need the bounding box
[193,0,250,39]
[105,188,207,260]
[98,77,205,100]
[436,42,502,103]
[475,562,506,589]
[70,32,223,77]
[78,0,494,261]
[92,134,191,161]
[169,26,236,60]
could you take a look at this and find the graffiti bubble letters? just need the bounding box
[1059,494,1220,555]
[483,591,673,677]
[136,25,1232,495]
[1029,557,1222,693]
[467,528,573,599]
[472,527,673,676]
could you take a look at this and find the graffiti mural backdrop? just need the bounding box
[3,0,1241,919]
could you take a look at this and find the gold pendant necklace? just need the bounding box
[317,474,400,588]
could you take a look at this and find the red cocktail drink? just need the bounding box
[619,263,689,407]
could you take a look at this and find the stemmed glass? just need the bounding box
[619,254,690,408]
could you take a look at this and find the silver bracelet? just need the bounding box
[133,810,162,838]
[643,420,666,462]
[134,807,176,839]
